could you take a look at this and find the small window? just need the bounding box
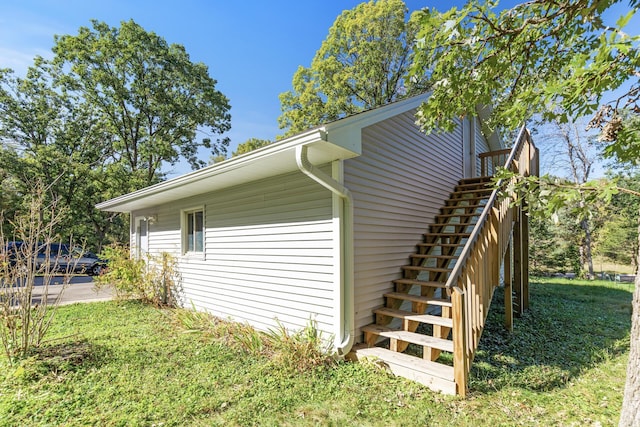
[183,208,204,254]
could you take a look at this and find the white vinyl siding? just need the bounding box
[124,102,496,346]
[134,168,336,335]
[344,110,465,335]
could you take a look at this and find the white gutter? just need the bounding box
[295,145,354,356]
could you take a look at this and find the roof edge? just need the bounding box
[96,128,328,211]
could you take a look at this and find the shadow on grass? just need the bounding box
[469,278,633,393]
[13,339,108,382]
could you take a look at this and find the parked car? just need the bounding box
[0,241,24,268]
[2,242,106,276]
[35,243,106,276]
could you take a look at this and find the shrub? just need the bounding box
[0,190,72,363]
[94,245,181,307]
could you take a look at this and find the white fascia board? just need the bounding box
[97,128,358,213]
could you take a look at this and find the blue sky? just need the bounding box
[0,1,636,178]
[2,0,461,176]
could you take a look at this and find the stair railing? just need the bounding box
[478,148,511,177]
[445,126,538,396]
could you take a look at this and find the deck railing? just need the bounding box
[478,148,511,177]
[446,126,538,397]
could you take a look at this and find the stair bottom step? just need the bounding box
[362,325,454,352]
[349,345,456,395]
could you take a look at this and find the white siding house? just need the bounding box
[97,93,501,354]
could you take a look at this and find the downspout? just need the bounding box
[296,145,354,356]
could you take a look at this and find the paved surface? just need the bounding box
[30,275,114,306]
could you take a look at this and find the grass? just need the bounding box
[592,257,636,275]
[0,278,633,426]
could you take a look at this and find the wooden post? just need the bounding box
[504,241,513,332]
[513,207,524,317]
[429,304,451,361]
[521,208,530,311]
[452,286,468,398]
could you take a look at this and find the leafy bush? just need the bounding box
[94,245,181,307]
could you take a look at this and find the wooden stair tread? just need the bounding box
[349,345,456,394]
[450,189,493,196]
[424,232,471,237]
[441,203,485,209]
[417,242,463,248]
[455,182,491,191]
[402,265,452,273]
[436,212,481,218]
[459,176,492,184]
[374,307,453,328]
[430,225,472,232]
[393,279,448,288]
[362,325,454,352]
[444,198,487,205]
[384,292,452,307]
[410,254,458,259]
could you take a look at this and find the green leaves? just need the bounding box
[409,1,639,139]
[278,0,429,137]
[0,19,232,250]
[602,111,640,163]
[616,8,636,29]
[53,19,231,179]
[232,138,271,157]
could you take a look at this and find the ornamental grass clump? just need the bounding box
[264,318,335,373]
[172,307,334,372]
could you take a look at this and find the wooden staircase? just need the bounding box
[354,177,492,395]
[349,127,539,396]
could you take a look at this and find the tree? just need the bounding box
[536,119,601,277]
[1,20,232,250]
[278,0,428,137]
[52,19,231,188]
[232,138,271,157]
[597,169,640,271]
[208,154,227,165]
[0,64,123,250]
[0,146,22,236]
[529,209,582,276]
[207,138,271,164]
[408,1,639,423]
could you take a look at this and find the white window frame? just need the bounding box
[181,206,205,257]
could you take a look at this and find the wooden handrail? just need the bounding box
[445,126,529,291]
[479,148,513,176]
[477,148,511,158]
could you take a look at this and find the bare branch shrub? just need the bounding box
[0,189,74,363]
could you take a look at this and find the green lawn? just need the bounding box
[0,278,632,426]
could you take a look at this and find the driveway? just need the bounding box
[30,275,114,306]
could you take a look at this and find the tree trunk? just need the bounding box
[581,219,595,278]
[619,211,640,426]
